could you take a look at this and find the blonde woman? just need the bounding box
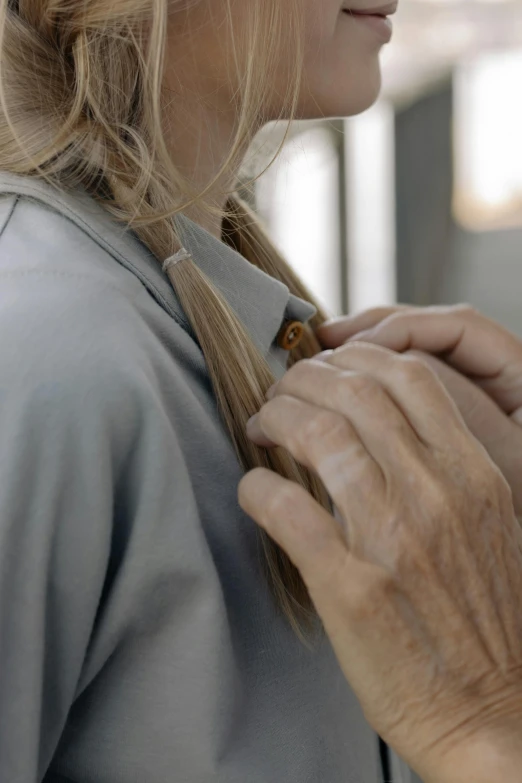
[0,2,521,783]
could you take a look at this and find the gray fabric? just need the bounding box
[0,172,381,783]
[390,753,413,783]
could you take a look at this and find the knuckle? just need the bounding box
[300,407,346,445]
[397,353,433,383]
[405,348,428,362]
[257,400,276,429]
[365,306,397,321]
[279,358,318,392]
[452,302,476,317]
[290,357,314,376]
[340,372,382,404]
[344,566,398,623]
[257,395,293,432]
[264,482,301,522]
[297,356,320,375]
[377,309,414,332]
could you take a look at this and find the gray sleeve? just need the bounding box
[0,272,144,782]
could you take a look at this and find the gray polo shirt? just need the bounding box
[0,171,384,783]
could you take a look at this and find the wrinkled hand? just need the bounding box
[238,343,522,783]
[318,305,522,519]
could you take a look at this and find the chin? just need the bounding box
[298,62,383,121]
[348,69,383,115]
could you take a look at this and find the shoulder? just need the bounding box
[0,191,144,299]
[0,195,171,444]
[0,203,137,373]
[0,189,206,440]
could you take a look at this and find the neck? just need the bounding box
[163,89,248,240]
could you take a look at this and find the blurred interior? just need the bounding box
[249,0,522,337]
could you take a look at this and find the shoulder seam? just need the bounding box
[0,267,141,289]
[0,268,191,338]
[0,194,19,241]
[0,195,189,338]
[3,184,188,334]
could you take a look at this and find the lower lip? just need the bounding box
[342,11,393,43]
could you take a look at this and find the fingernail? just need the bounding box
[246,413,259,437]
[315,350,334,362]
[266,384,278,400]
[246,413,276,448]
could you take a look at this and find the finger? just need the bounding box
[238,467,401,694]
[341,306,522,416]
[321,343,468,449]
[409,351,506,439]
[412,350,520,465]
[247,393,385,523]
[316,305,409,348]
[263,357,423,469]
[237,467,352,597]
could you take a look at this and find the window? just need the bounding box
[454,48,522,231]
[256,124,343,316]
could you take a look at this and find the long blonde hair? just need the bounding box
[0,0,332,637]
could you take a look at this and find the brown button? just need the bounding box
[277,320,305,351]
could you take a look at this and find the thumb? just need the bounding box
[238,467,382,677]
[238,467,352,598]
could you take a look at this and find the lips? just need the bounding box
[342,1,398,18]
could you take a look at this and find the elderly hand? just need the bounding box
[317,305,522,519]
[238,343,522,783]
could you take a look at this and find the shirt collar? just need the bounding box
[0,171,316,356]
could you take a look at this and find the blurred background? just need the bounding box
[247,0,522,336]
